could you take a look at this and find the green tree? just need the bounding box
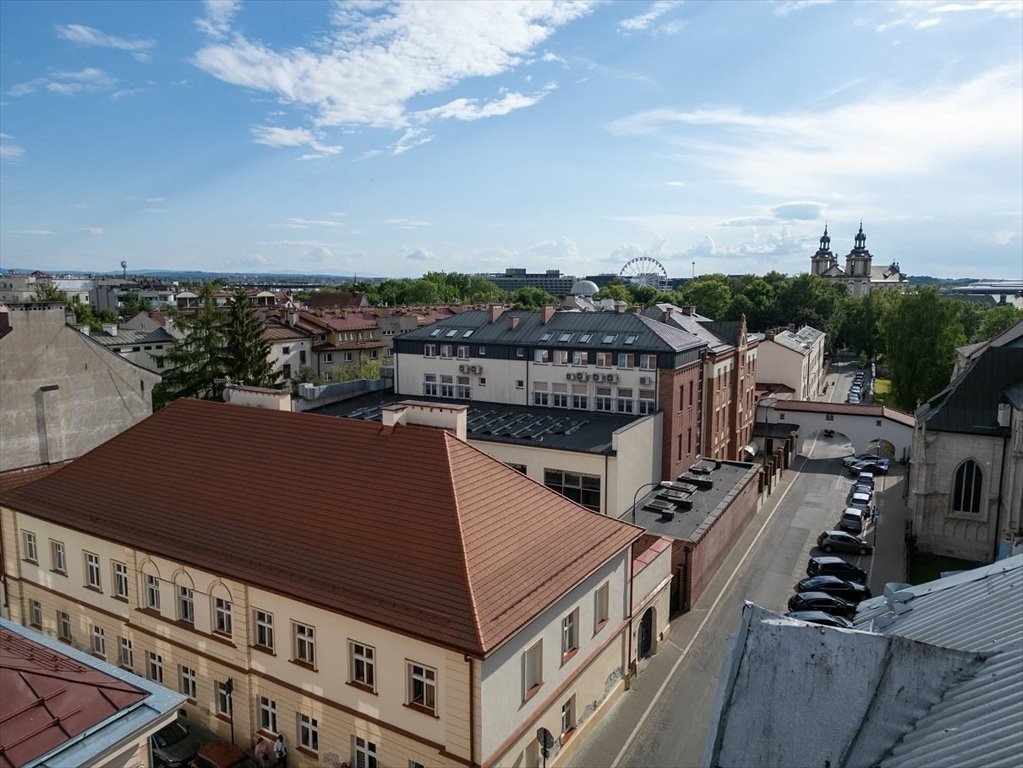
[225,290,280,387]
[509,286,556,310]
[727,275,778,331]
[464,276,506,304]
[630,284,658,306]
[33,280,66,302]
[881,287,965,411]
[678,275,732,320]
[841,289,899,359]
[160,285,230,402]
[595,280,631,303]
[121,292,153,318]
[67,297,101,331]
[975,304,1023,342]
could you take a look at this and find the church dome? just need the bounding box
[571,279,599,296]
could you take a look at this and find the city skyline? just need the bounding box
[1,0,1021,280]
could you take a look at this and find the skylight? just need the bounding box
[540,332,553,342]
[429,329,442,337]
[602,334,616,344]
[558,333,572,342]
[579,334,592,343]
[463,330,474,338]
[624,335,637,345]
[445,329,458,337]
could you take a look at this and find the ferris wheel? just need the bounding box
[619,256,669,290]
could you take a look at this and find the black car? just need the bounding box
[806,555,867,584]
[787,591,857,618]
[795,575,872,603]
[785,610,854,629]
[151,720,202,768]
[817,530,874,555]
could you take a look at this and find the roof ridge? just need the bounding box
[444,433,487,657]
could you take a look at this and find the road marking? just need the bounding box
[611,452,810,768]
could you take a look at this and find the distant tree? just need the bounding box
[377,279,415,306]
[33,280,66,302]
[160,284,230,402]
[595,280,631,303]
[881,287,965,411]
[976,304,1023,342]
[727,275,778,331]
[405,279,443,305]
[464,275,506,304]
[957,301,989,343]
[98,308,118,323]
[121,292,152,318]
[224,290,280,388]
[630,284,658,306]
[66,297,101,331]
[678,275,732,320]
[841,290,899,358]
[777,274,847,349]
[509,286,555,310]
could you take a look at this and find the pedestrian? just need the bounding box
[254,737,271,768]
[273,734,287,768]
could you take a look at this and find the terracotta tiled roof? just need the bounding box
[0,462,71,494]
[772,399,915,427]
[2,401,640,656]
[0,627,148,768]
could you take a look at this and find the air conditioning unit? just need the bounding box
[566,373,574,381]
[459,364,467,373]
[640,376,652,385]
[575,372,584,381]
[607,374,617,384]
[470,365,480,374]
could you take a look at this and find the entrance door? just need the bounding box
[638,608,654,658]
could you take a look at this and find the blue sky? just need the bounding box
[1,0,1021,280]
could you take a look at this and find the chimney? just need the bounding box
[541,305,556,324]
[681,306,696,316]
[102,322,118,336]
[382,401,468,441]
[288,310,298,327]
[787,324,796,332]
[997,402,1011,428]
[488,304,506,323]
[509,315,520,330]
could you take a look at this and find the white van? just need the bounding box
[840,507,866,534]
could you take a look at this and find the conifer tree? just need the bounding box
[160,284,230,402]
[224,290,280,388]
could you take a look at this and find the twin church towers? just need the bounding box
[810,223,908,296]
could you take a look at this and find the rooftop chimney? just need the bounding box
[101,322,118,336]
[615,303,627,314]
[541,304,556,324]
[488,304,506,323]
[509,315,520,330]
[681,306,696,316]
[381,401,468,441]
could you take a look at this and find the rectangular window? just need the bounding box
[561,609,579,659]
[178,586,195,624]
[553,349,569,365]
[534,349,550,364]
[254,609,274,651]
[300,350,307,364]
[595,583,609,631]
[293,623,315,666]
[617,388,634,413]
[561,695,576,738]
[617,353,634,369]
[92,625,106,656]
[119,637,133,668]
[544,469,601,512]
[639,353,656,369]
[478,345,486,356]
[423,373,437,397]
[144,574,161,611]
[323,353,333,364]
[639,389,656,415]
[825,413,835,421]
[147,651,163,683]
[507,463,527,474]
[344,351,354,363]
[355,737,377,768]
[595,386,613,412]
[58,610,72,641]
[440,344,452,358]
[214,597,232,636]
[350,641,376,690]
[217,680,233,719]
[552,382,569,408]
[113,562,129,599]
[22,531,37,563]
[408,662,437,714]
[424,343,436,357]
[259,696,278,734]
[523,641,543,699]
[516,348,525,358]
[299,714,319,752]
[457,345,469,359]
[29,599,42,628]
[440,374,455,398]
[516,379,525,389]
[180,665,197,700]
[571,384,587,410]
[456,375,471,399]
[572,350,586,366]
[596,351,613,367]
[533,381,549,406]
[50,540,66,574]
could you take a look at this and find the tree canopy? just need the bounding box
[224,290,280,388]
[159,285,230,403]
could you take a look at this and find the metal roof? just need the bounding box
[916,346,1022,435]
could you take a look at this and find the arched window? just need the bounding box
[952,460,983,514]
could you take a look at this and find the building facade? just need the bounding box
[756,325,826,402]
[810,224,908,296]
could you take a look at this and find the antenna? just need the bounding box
[121,260,127,279]
[691,261,695,278]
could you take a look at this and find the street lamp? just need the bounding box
[631,480,674,525]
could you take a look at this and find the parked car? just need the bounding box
[847,395,861,404]
[843,453,885,468]
[795,575,872,603]
[839,507,867,534]
[151,720,203,768]
[849,491,872,511]
[787,591,858,618]
[785,610,855,629]
[806,555,867,583]
[849,483,873,502]
[817,530,873,555]
[849,458,889,475]
[190,741,258,768]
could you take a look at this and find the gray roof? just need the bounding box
[403,308,706,353]
[89,326,176,346]
[917,346,1023,435]
[642,304,757,355]
[705,555,1023,768]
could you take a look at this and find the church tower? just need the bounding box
[810,225,837,275]
[845,222,872,277]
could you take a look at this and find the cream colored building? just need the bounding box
[755,325,826,402]
[1,399,671,768]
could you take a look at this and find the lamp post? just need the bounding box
[631,481,674,525]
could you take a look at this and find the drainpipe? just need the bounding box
[625,555,635,689]
[992,431,1010,562]
[465,655,479,767]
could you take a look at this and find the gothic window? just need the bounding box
[952,460,982,514]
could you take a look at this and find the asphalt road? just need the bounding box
[565,364,901,768]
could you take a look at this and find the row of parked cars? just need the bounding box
[151,719,256,768]
[847,369,868,404]
[785,453,877,629]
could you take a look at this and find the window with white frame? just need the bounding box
[424,343,436,357]
[440,344,452,358]
[85,552,102,589]
[572,350,586,366]
[299,714,318,752]
[178,586,195,624]
[119,637,133,668]
[355,737,377,768]
[638,388,656,415]
[533,381,549,406]
[113,561,129,599]
[144,574,161,611]
[407,662,437,714]
[254,609,274,651]
[561,695,576,738]
[534,349,550,363]
[147,651,163,683]
[456,375,471,399]
[561,609,579,659]
[516,348,525,358]
[423,373,438,397]
[440,374,454,398]
[217,680,233,718]
[293,622,315,666]
[180,665,197,700]
[617,387,634,413]
[596,351,613,367]
[92,625,106,656]
[595,387,613,412]
[343,351,353,363]
[594,583,609,631]
[553,349,569,365]
[552,382,569,408]
[639,353,656,369]
[478,345,486,356]
[58,610,72,641]
[523,640,543,699]
[350,641,375,690]
[323,353,333,364]
[22,530,37,563]
[617,353,634,369]
[571,384,587,410]
[213,597,232,636]
[50,540,66,574]
[457,345,469,359]
[29,599,42,628]
[259,696,278,733]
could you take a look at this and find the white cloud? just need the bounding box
[11,67,118,97]
[9,229,54,236]
[384,218,432,229]
[618,1,684,34]
[251,125,342,156]
[541,52,566,65]
[145,196,166,204]
[974,230,1017,246]
[0,133,25,161]
[55,24,155,62]
[196,0,241,39]
[193,2,595,152]
[271,217,346,229]
[79,227,104,235]
[770,201,823,220]
[774,0,833,17]
[873,0,1021,34]
[403,247,435,262]
[665,180,685,187]
[718,216,778,227]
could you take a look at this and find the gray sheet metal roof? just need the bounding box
[916,346,1023,435]
[89,326,176,346]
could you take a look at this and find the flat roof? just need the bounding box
[315,390,650,455]
[622,460,759,542]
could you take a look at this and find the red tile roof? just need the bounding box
[0,462,71,494]
[0,628,148,768]
[2,401,640,656]
[772,399,915,427]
